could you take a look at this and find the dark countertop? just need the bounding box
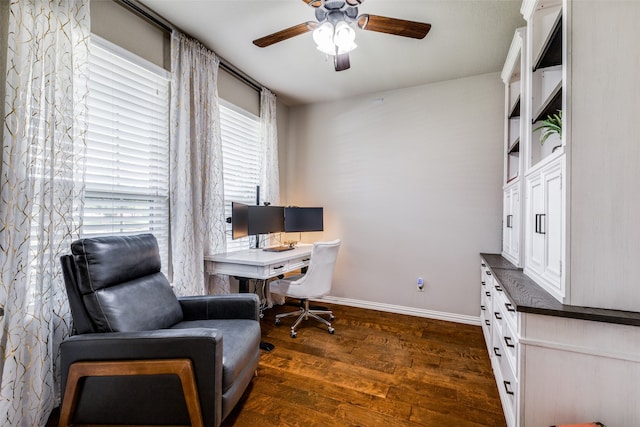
[480,253,640,327]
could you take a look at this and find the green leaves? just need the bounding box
[533,110,562,145]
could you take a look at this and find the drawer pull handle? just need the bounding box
[302,258,310,262]
[493,347,501,357]
[494,312,502,320]
[481,281,486,286]
[495,285,503,292]
[503,380,515,395]
[504,336,515,348]
[481,263,486,267]
[506,214,513,228]
[505,302,516,312]
[273,265,284,270]
[485,270,492,276]
[481,305,486,311]
[535,213,547,235]
[485,291,491,297]
[485,319,490,326]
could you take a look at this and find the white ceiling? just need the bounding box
[139,0,525,106]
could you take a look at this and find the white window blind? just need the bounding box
[84,36,170,269]
[220,100,261,252]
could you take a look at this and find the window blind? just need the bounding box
[84,36,170,269]
[220,100,261,252]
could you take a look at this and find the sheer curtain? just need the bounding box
[260,88,280,206]
[170,32,229,296]
[0,1,90,425]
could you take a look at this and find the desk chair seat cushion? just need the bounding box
[71,234,183,332]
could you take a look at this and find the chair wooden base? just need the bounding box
[58,359,203,427]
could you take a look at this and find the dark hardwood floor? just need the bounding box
[49,303,506,427]
[223,302,505,427]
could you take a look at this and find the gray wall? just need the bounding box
[285,73,504,317]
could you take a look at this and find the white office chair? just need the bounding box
[269,239,341,338]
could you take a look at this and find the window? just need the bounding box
[219,100,261,252]
[84,36,170,269]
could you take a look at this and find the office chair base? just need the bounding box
[275,299,334,338]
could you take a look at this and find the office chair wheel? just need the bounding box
[328,326,335,334]
[290,330,297,338]
[329,314,335,321]
[275,318,281,326]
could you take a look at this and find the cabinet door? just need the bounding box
[503,189,513,256]
[510,187,521,261]
[526,173,545,276]
[542,161,563,293]
[524,158,565,301]
[503,185,521,265]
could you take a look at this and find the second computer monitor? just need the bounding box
[247,205,285,235]
[284,207,323,232]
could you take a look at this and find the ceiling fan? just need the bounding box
[252,0,431,72]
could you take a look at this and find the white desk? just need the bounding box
[204,244,313,291]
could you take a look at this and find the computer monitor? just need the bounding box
[231,202,249,240]
[247,205,285,235]
[284,207,324,232]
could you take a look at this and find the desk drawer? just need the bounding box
[268,261,289,276]
[288,255,311,272]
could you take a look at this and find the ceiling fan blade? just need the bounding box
[334,52,350,72]
[346,0,365,5]
[253,22,318,48]
[357,14,431,39]
[302,0,323,7]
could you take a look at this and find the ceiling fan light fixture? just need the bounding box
[313,20,357,56]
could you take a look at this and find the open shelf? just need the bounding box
[508,139,520,154]
[509,96,521,119]
[533,11,562,71]
[533,80,562,123]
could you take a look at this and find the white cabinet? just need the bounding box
[502,184,521,266]
[524,158,565,301]
[480,260,520,427]
[499,0,567,303]
[501,28,526,268]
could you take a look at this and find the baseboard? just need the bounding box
[315,296,481,326]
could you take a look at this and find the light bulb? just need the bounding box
[313,22,335,55]
[333,21,357,54]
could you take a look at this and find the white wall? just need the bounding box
[568,1,640,311]
[285,73,504,318]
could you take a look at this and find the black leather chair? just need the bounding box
[58,234,261,427]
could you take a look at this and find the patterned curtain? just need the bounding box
[169,32,229,296]
[259,88,280,206]
[0,1,90,425]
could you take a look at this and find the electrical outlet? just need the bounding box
[417,277,425,292]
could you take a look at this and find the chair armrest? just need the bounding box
[59,329,223,403]
[178,293,260,321]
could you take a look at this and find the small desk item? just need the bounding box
[263,245,294,253]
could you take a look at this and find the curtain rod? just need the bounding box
[118,0,263,93]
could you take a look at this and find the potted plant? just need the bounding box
[533,110,562,149]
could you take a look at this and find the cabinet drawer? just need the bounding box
[502,319,518,372]
[493,332,517,426]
